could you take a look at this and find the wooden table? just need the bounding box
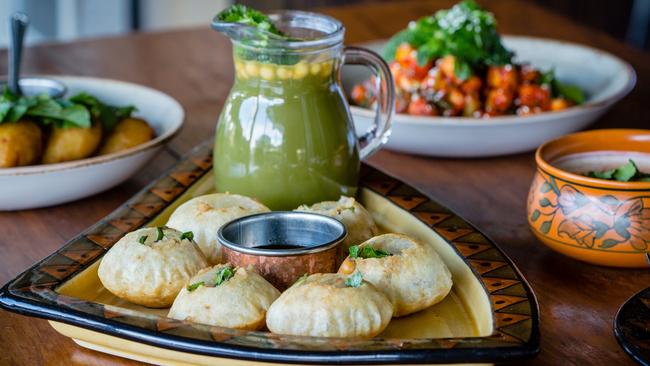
[0,0,648,364]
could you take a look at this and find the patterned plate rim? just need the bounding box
[614,286,650,366]
[0,140,540,364]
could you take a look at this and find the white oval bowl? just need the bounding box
[0,76,184,210]
[344,36,636,157]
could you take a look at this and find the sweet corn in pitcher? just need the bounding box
[211,6,395,210]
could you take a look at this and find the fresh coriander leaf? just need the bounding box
[349,245,391,259]
[349,245,361,258]
[539,69,555,86]
[217,4,284,36]
[635,163,650,181]
[613,160,637,182]
[6,97,36,122]
[454,60,473,81]
[114,105,136,121]
[0,87,129,128]
[540,69,585,104]
[345,271,363,288]
[554,81,585,104]
[587,160,650,182]
[180,231,194,241]
[25,97,91,128]
[155,227,165,242]
[384,0,512,70]
[628,159,650,181]
[25,95,62,117]
[60,104,92,127]
[0,101,12,121]
[138,235,148,244]
[2,87,19,102]
[69,92,135,132]
[217,5,302,65]
[215,266,235,286]
[187,281,205,292]
[588,169,615,179]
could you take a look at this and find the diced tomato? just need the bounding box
[461,76,482,94]
[520,65,541,84]
[447,88,465,112]
[485,88,514,115]
[407,95,437,116]
[421,68,452,94]
[487,65,518,90]
[389,62,405,88]
[389,61,403,78]
[394,43,432,80]
[399,76,420,93]
[389,61,418,93]
[518,84,551,110]
[395,44,415,66]
[550,98,572,111]
[351,84,368,106]
[438,55,458,83]
[411,62,433,80]
[463,93,482,117]
[395,91,410,113]
[350,84,376,108]
[420,72,436,90]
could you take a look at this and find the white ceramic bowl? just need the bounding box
[344,36,636,158]
[0,76,184,210]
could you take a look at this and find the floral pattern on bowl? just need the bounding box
[527,129,650,268]
[529,173,650,250]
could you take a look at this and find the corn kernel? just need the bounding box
[310,63,321,75]
[293,62,309,79]
[260,65,275,80]
[276,66,292,80]
[245,62,259,78]
[320,61,333,77]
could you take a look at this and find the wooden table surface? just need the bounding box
[1,0,648,365]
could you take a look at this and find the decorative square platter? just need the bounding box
[0,140,539,365]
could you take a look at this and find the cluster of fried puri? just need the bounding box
[98,193,453,338]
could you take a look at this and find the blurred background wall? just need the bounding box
[0,0,648,50]
[0,0,230,46]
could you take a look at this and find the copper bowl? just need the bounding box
[218,211,346,290]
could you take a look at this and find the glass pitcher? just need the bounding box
[211,11,394,210]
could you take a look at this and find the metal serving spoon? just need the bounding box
[5,12,67,98]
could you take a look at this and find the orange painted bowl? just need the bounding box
[218,211,346,290]
[527,129,650,268]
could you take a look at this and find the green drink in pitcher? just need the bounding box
[212,7,394,210]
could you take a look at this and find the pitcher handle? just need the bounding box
[342,46,395,160]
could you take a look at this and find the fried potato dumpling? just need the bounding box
[295,196,378,259]
[98,227,208,308]
[99,117,155,155]
[338,233,453,317]
[42,122,102,164]
[266,273,392,338]
[0,120,43,167]
[168,264,280,330]
[167,193,270,264]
